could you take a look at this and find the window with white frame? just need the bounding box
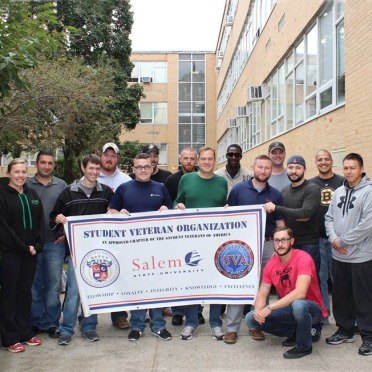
[129,62,167,83]
[139,103,167,124]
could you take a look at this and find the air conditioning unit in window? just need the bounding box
[217,50,224,59]
[236,106,247,117]
[247,85,264,102]
[227,118,237,128]
[141,77,152,83]
[225,15,234,25]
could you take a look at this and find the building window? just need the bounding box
[129,62,167,83]
[139,103,167,124]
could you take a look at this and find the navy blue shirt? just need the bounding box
[109,179,172,213]
[227,178,283,237]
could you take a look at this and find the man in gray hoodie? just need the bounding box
[325,153,372,356]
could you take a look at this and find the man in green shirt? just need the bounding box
[174,146,227,341]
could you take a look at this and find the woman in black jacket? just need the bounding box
[0,159,44,352]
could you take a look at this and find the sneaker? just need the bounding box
[249,329,265,341]
[84,330,100,342]
[359,341,372,356]
[311,328,321,342]
[180,326,196,340]
[58,334,71,346]
[114,317,130,329]
[172,314,183,326]
[224,331,238,344]
[211,326,224,341]
[198,312,205,325]
[128,330,143,342]
[163,307,173,317]
[3,343,25,353]
[326,332,354,345]
[282,334,296,347]
[25,337,42,346]
[283,346,312,359]
[47,326,60,338]
[151,328,172,341]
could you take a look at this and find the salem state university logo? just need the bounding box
[214,240,254,279]
[80,249,120,288]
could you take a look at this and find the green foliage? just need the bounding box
[0,57,121,182]
[118,140,143,172]
[0,0,65,103]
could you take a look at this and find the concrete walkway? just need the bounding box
[2,308,371,371]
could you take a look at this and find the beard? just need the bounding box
[287,172,304,183]
[253,174,270,183]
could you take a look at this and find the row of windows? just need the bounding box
[218,0,345,161]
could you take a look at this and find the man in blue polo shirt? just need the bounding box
[224,154,284,344]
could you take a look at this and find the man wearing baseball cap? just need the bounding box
[264,154,322,343]
[268,142,290,192]
[98,142,131,330]
[132,144,172,183]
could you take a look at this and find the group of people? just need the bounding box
[0,141,371,359]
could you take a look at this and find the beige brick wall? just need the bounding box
[216,0,372,178]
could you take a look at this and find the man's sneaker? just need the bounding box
[359,341,372,356]
[180,326,196,340]
[58,334,71,346]
[3,343,25,353]
[326,332,354,345]
[151,328,172,341]
[224,331,238,344]
[311,328,321,342]
[283,346,312,359]
[282,334,296,347]
[47,326,60,338]
[25,337,42,346]
[211,326,224,341]
[163,307,173,317]
[114,317,130,329]
[84,330,100,342]
[128,330,143,342]
[198,312,205,325]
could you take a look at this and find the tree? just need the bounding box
[56,0,143,130]
[0,57,122,182]
[118,140,143,172]
[0,0,65,106]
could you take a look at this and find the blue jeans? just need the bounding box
[319,237,332,319]
[59,256,97,336]
[183,304,222,329]
[31,240,65,329]
[245,300,322,351]
[130,308,165,333]
[297,243,320,276]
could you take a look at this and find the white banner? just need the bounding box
[64,205,266,315]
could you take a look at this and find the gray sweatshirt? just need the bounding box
[325,173,372,263]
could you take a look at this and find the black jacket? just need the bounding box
[49,180,114,233]
[0,183,44,253]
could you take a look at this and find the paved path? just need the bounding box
[2,308,371,371]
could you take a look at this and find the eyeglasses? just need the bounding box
[273,238,292,245]
[133,165,152,171]
[226,153,242,158]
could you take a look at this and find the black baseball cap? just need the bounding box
[142,144,159,155]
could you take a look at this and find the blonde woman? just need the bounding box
[0,159,44,352]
